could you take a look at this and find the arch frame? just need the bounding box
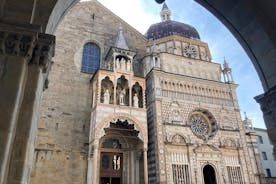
[95,113,148,148]
[201,163,219,184]
[74,39,104,72]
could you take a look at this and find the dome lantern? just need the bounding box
[160,3,171,22]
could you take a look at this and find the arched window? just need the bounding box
[81,43,100,73]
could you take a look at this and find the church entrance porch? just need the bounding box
[203,165,217,184]
[89,118,147,184]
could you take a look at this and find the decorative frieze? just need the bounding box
[156,88,233,106]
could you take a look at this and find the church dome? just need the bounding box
[146,20,200,40]
[145,3,200,40]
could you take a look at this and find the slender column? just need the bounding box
[87,151,93,184]
[129,84,132,107]
[143,148,148,184]
[114,76,117,105]
[92,143,99,184]
[130,151,135,184]
[0,22,41,184]
[135,152,140,184]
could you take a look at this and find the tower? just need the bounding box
[222,58,234,83]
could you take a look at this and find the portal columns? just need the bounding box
[144,148,148,184]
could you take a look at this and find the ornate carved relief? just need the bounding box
[0,31,36,58]
[29,34,55,73]
[220,138,238,148]
[0,24,55,68]
[168,102,184,125]
[255,86,276,115]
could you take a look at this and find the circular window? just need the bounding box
[183,45,197,58]
[189,110,218,141]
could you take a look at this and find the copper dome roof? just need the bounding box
[145,20,200,40]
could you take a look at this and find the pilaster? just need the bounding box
[0,22,55,184]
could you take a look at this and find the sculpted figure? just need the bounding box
[133,93,139,108]
[116,58,120,69]
[103,89,110,104]
[119,89,125,105]
[121,58,125,69]
[126,60,131,71]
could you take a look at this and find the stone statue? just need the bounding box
[133,93,139,108]
[116,58,120,69]
[103,89,110,104]
[126,60,131,71]
[121,58,125,69]
[119,89,125,105]
[113,156,117,170]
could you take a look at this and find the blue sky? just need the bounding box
[94,0,265,128]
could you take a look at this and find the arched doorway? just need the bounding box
[100,139,123,184]
[203,165,217,184]
[98,119,145,184]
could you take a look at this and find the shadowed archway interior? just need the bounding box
[203,165,217,184]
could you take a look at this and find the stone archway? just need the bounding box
[91,119,147,184]
[203,164,217,184]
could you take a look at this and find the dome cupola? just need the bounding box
[146,3,200,40]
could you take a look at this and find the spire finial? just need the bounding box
[160,2,171,21]
[244,112,248,119]
[223,57,229,68]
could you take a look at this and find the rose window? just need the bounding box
[183,45,197,58]
[189,110,218,141]
[191,115,208,136]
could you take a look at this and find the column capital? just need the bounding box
[29,33,55,73]
[255,85,276,115]
[0,22,56,89]
[255,85,276,147]
[0,22,55,71]
[0,22,39,59]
